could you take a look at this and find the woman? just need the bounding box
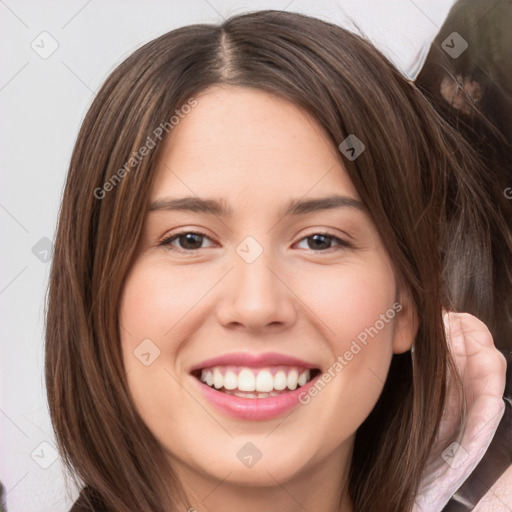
[45,10,510,512]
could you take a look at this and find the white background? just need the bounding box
[0,1,456,510]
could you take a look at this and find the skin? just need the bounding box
[475,465,512,510]
[119,85,416,512]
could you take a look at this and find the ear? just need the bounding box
[392,289,418,354]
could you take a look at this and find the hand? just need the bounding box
[413,312,507,511]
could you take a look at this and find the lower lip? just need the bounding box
[193,374,320,421]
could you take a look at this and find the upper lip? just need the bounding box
[189,351,320,372]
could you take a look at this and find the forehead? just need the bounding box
[150,85,359,205]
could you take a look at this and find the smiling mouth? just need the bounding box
[191,366,322,399]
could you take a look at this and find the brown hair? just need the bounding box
[415,0,512,353]
[45,10,510,511]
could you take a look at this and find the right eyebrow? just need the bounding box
[148,196,234,216]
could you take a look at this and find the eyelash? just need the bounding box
[158,230,351,253]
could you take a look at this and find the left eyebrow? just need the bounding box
[147,194,365,217]
[282,195,365,216]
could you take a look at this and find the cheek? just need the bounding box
[293,257,398,431]
[297,256,397,351]
[119,261,208,352]
[118,262,204,419]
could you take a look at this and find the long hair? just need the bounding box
[415,0,512,504]
[45,10,508,511]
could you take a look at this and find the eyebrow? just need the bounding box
[148,194,365,217]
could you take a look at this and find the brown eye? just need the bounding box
[295,233,351,251]
[160,231,215,252]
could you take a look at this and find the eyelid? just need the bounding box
[158,229,217,252]
[158,228,352,253]
[293,230,352,251]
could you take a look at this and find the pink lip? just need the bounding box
[191,372,321,421]
[189,351,318,372]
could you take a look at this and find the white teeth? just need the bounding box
[223,370,237,390]
[255,370,274,392]
[287,369,298,390]
[213,368,223,389]
[198,366,314,394]
[274,371,288,390]
[238,368,256,392]
[298,370,309,387]
[297,370,311,387]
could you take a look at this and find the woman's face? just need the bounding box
[119,85,415,500]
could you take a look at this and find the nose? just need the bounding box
[215,247,298,332]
